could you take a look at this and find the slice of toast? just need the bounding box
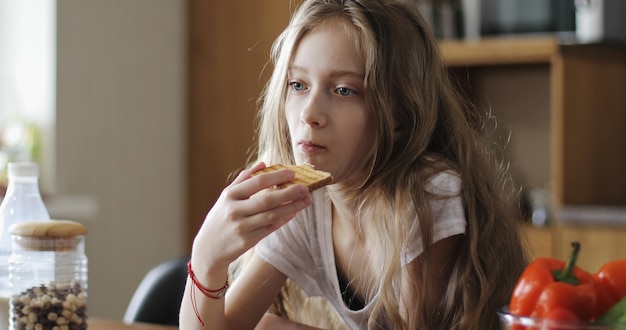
[253,163,333,192]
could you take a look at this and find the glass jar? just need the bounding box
[8,220,88,330]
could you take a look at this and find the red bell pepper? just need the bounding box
[595,258,626,311]
[509,242,606,321]
[596,258,626,298]
[545,307,580,324]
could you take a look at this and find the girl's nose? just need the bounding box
[300,91,327,127]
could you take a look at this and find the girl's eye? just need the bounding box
[290,81,306,91]
[337,87,354,96]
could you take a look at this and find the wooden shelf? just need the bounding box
[438,35,626,208]
[439,36,558,66]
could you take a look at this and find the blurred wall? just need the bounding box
[56,0,187,319]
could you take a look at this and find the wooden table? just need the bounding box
[89,318,178,329]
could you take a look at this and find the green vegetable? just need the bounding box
[597,296,626,324]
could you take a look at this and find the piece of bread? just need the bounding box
[253,163,333,192]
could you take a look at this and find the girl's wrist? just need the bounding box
[191,236,232,276]
[186,259,230,327]
[189,243,230,285]
[187,261,229,298]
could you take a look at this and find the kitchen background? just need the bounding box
[1,0,625,322]
[2,0,186,319]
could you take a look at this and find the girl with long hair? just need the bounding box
[180,0,528,329]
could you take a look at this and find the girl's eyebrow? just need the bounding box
[289,64,364,80]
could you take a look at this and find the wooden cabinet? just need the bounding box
[555,225,626,271]
[439,36,626,207]
[439,37,626,266]
[523,224,626,271]
[523,225,553,259]
[187,1,292,246]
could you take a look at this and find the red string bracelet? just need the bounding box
[187,261,229,326]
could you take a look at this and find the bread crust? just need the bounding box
[252,164,333,192]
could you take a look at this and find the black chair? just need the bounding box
[124,255,190,326]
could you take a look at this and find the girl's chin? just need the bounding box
[295,157,320,167]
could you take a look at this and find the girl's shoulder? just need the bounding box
[426,170,461,196]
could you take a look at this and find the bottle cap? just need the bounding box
[7,162,39,178]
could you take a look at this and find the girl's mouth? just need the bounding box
[298,141,325,153]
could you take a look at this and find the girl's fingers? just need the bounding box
[228,167,296,201]
[198,164,311,257]
[218,183,311,241]
[246,190,312,239]
[230,162,267,185]
[242,183,309,213]
[202,185,310,251]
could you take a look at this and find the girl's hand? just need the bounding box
[192,162,312,277]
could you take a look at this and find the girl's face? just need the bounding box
[285,19,375,183]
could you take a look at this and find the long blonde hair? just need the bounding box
[252,0,528,328]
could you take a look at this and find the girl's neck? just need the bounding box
[327,185,355,223]
[329,184,377,302]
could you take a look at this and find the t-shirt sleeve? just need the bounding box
[255,211,320,295]
[401,171,466,266]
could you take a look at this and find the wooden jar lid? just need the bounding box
[9,220,87,251]
[9,220,87,237]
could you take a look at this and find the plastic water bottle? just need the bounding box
[0,162,50,330]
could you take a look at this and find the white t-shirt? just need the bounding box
[255,171,466,329]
